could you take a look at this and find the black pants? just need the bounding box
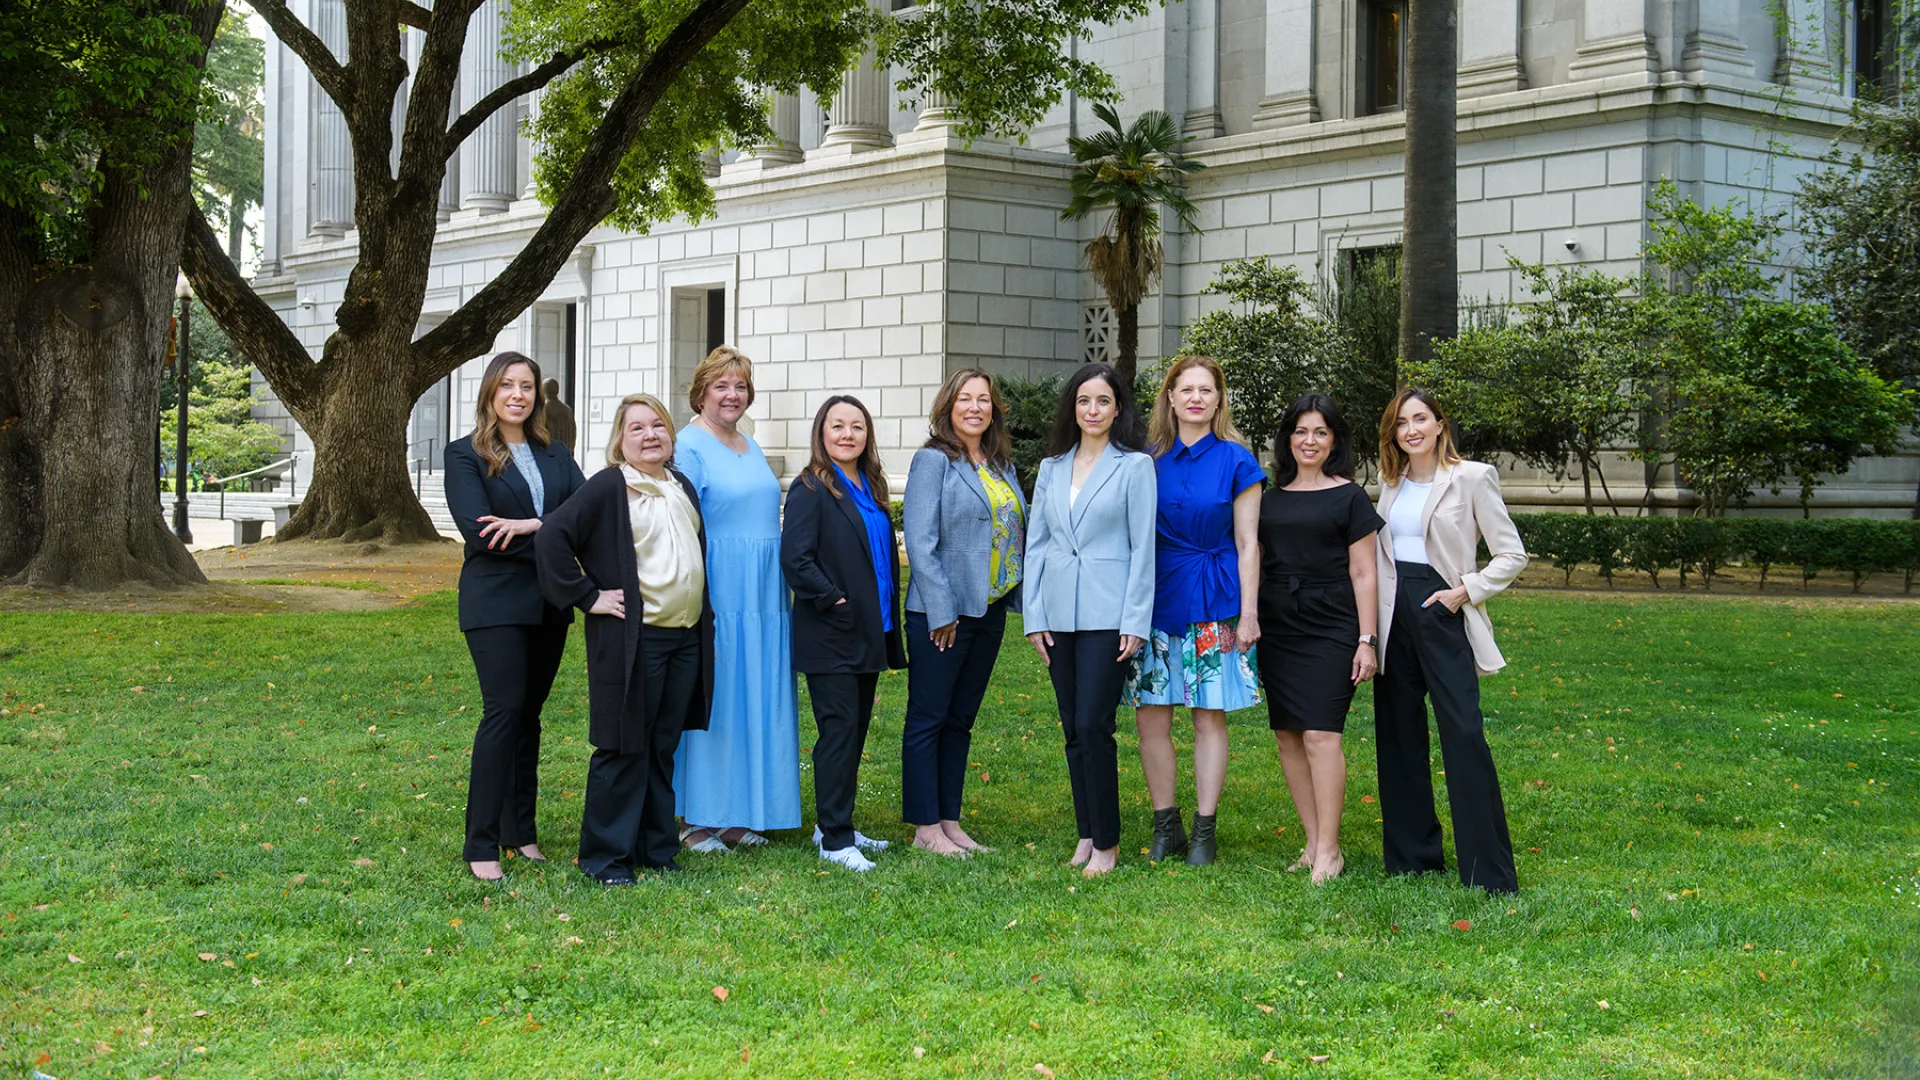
[578,625,700,878]
[901,597,1008,825]
[1046,630,1126,850]
[807,671,881,852]
[462,613,569,862]
[1374,562,1519,894]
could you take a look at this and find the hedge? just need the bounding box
[1509,513,1920,592]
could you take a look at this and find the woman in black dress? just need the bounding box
[1255,393,1382,884]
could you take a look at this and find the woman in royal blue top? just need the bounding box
[1127,355,1265,866]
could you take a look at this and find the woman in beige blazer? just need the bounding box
[1372,388,1527,894]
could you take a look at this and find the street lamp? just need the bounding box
[172,272,194,544]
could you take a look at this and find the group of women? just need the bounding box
[445,346,1526,894]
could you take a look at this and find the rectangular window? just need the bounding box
[1363,0,1406,114]
[1853,0,1900,101]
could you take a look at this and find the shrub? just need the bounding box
[1505,513,1919,591]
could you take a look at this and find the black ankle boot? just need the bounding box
[1187,813,1217,866]
[1149,807,1188,862]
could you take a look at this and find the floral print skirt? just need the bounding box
[1125,618,1262,712]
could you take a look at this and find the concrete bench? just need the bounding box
[231,504,299,546]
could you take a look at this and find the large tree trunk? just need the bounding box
[1398,0,1458,369]
[1114,302,1140,390]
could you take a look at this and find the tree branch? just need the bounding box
[442,42,611,159]
[414,0,752,376]
[245,0,352,112]
[182,204,324,419]
[394,0,432,30]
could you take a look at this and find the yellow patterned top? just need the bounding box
[977,464,1024,603]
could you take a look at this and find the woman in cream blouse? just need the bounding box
[537,394,717,886]
[1372,388,1527,895]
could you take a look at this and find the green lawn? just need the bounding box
[1,592,1916,1078]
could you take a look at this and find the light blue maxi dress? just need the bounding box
[672,424,802,831]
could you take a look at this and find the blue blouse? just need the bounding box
[1150,433,1266,635]
[834,462,897,632]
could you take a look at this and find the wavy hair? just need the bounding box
[923,367,1013,470]
[1377,386,1462,486]
[1146,354,1246,455]
[686,346,755,416]
[802,395,890,503]
[471,352,550,477]
[1273,392,1355,486]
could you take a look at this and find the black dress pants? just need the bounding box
[901,597,1008,825]
[1046,630,1126,850]
[578,625,700,879]
[1373,562,1519,894]
[462,612,569,862]
[807,671,881,852]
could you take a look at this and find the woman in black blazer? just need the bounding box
[535,393,716,885]
[781,395,907,873]
[444,351,586,881]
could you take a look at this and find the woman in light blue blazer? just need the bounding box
[901,367,1027,857]
[1024,363,1156,877]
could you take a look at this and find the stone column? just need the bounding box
[1569,0,1659,80]
[1251,0,1319,129]
[1458,0,1527,96]
[439,70,461,220]
[521,81,543,199]
[727,91,804,171]
[1184,0,1225,137]
[1681,0,1756,82]
[913,88,956,132]
[263,35,282,269]
[308,0,351,238]
[818,1,895,154]
[458,0,516,213]
[1774,0,1834,89]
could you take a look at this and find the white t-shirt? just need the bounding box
[1388,479,1432,564]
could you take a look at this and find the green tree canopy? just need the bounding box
[193,10,265,260]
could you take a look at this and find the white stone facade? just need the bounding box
[252,0,1916,512]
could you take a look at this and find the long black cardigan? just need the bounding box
[779,472,907,676]
[535,465,716,753]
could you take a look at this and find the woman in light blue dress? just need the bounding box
[672,347,801,851]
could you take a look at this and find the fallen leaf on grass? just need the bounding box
[1451,920,1472,932]
[1309,1054,1332,1064]
[1597,1000,1610,1010]
[740,1046,750,1063]
[1004,920,1019,930]
[1255,1003,1274,1014]
[67,954,83,964]
[712,986,730,1002]
[449,919,463,927]
[34,1052,50,1066]
[913,1046,926,1058]
[1757,970,1769,982]
[198,952,217,962]
[556,913,570,922]
[564,936,583,946]
[1034,1065,1055,1078]
[351,858,374,868]
[1360,795,1375,804]
[192,1010,210,1017]
[1262,1050,1278,1064]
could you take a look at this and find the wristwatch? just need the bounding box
[1358,634,1377,648]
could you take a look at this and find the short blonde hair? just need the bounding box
[686,346,755,416]
[605,393,678,468]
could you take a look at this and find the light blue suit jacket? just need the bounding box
[903,447,1027,628]
[1022,442,1157,639]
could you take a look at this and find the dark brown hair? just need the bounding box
[1046,363,1146,456]
[923,367,1013,470]
[802,394,890,503]
[1273,392,1355,486]
[471,351,550,477]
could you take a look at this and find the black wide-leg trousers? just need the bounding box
[807,671,881,852]
[1373,562,1519,894]
[462,611,569,862]
[901,597,1008,825]
[578,625,700,878]
[1046,629,1126,851]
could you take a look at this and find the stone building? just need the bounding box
[252,0,1917,514]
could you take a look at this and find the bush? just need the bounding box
[1507,513,1920,591]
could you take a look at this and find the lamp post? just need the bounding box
[172,272,194,544]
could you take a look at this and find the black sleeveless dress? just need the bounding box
[1255,483,1384,732]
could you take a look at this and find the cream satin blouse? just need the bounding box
[621,464,704,628]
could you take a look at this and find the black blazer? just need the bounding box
[780,473,907,676]
[534,466,716,752]
[445,435,587,632]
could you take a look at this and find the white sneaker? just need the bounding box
[819,844,876,872]
[813,825,890,852]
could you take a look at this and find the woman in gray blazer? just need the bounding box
[1023,364,1156,876]
[901,368,1027,857]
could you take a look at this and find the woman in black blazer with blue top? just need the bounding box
[444,352,585,881]
[781,396,907,872]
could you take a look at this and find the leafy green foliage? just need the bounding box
[161,311,285,481]
[192,10,264,257]
[1512,512,1920,593]
[0,0,207,261]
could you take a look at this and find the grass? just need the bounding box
[1,591,1916,1078]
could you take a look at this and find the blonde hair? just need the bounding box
[686,346,755,416]
[471,352,551,476]
[605,393,678,468]
[1377,387,1462,486]
[1147,355,1246,455]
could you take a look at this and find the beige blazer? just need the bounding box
[1375,460,1528,676]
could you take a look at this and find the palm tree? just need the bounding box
[1060,102,1205,389]
[1399,0,1458,369]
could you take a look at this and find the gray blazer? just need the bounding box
[903,447,1027,627]
[1022,443,1157,640]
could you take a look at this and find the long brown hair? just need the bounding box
[924,367,1013,470]
[1147,354,1246,455]
[803,395,890,503]
[1377,386,1462,486]
[471,351,550,476]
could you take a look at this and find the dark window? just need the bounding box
[890,0,918,10]
[706,288,727,353]
[1345,244,1402,283]
[1363,0,1406,114]
[1854,0,1900,101]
